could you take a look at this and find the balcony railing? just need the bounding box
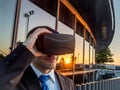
[76,77,120,90]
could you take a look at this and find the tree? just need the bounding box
[96,47,114,63]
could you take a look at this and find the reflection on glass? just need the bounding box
[56,22,74,71]
[58,21,73,34]
[17,0,56,42]
[57,54,73,71]
[75,33,83,64]
[90,46,93,63]
[92,48,95,64]
[85,41,89,64]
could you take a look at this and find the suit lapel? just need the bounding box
[21,66,41,90]
[55,71,69,90]
[21,67,71,90]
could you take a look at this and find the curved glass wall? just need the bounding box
[0,0,96,73]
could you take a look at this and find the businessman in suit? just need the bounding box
[0,26,75,90]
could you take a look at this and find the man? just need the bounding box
[0,26,75,90]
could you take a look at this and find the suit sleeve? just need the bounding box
[0,45,35,90]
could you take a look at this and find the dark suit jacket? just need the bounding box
[0,45,75,90]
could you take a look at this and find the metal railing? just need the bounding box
[76,77,120,90]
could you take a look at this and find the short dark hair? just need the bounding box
[26,26,58,38]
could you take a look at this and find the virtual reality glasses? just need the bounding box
[36,33,75,55]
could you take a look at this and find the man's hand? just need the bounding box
[23,28,52,57]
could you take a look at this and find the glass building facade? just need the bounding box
[0,0,96,84]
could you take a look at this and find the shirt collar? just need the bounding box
[30,63,56,83]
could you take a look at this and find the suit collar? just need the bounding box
[21,66,41,90]
[22,66,71,90]
[55,71,70,90]
[30,63,56,83]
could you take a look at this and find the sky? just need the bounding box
[109,0,120,65]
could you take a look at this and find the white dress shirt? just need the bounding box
[30,63,60,90]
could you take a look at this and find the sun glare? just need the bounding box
[58,54,72,64]
[65,59,71,64]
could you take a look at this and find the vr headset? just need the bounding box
[36,33,75,55]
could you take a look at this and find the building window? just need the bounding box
[29,0,58,17]
[17,0,56,44]
[59,2,75,29]
[76,19,84,37]
[85,31,90,42]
